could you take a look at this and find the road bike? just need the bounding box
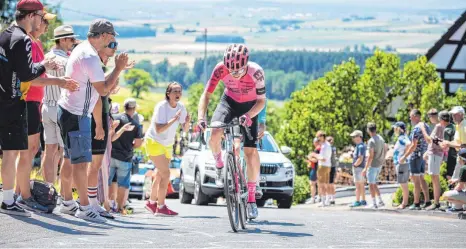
[201,117,251,232]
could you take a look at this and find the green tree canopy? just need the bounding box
[124,69,155,99]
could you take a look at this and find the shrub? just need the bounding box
[293,175,310,205]
[393,162,449,205]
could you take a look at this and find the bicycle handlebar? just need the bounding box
[199,119,253,145]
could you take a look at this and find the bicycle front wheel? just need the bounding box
[224,152,240,232]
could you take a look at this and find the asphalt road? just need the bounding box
[0,198,465,248]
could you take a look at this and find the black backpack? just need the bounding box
[30,180,58,213]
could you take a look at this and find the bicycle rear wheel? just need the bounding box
[224,152,240,232]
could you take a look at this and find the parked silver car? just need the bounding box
[179,130,294,208]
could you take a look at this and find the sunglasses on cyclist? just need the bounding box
[105,41,118,49]
[229,67,246,77]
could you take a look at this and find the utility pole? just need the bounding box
[203,28,207,84]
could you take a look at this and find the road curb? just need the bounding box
[349,207,459,219]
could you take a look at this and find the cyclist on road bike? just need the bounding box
[197,44,266,219]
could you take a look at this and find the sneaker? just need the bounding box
[409,203,421,211]
[378,201,385,208]
[247,202,258,219]
[305,198,316,204]
[145,201,157,214]
[349,201,362,207]
[330,200,336,205]
[315,196,321,203]
[59,201,79,215]
[421,201,432,209]
[445,207,464,213]
[0,201,31,217]
[155,205,178,216]
[215,168,224,187]
[425,203,441,211]
[360,200,367,206]
[318,201,328,207]
[366,203,378,209]
[93,205,114,219]
[75,207,107,223]
[324,198,331,206]
[17,196,48,213]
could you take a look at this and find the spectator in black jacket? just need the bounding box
[0,0,77,217]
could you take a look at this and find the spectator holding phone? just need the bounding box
[421,111,450,210]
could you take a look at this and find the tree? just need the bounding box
[396,56,445,124]
[124,69,155,99]
[154,58,169,80]
[359,50,402,137]
[186,82,224,122]
[445,88,466,110]
[168,62,190,88]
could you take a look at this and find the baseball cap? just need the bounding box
[450,106,465,115]
[124,98,137,109]
[43,10,56,20]
[350,130,363,137]
[458,148,466,161]
[88,19,119,36]
[439,110,451,121]
[16,0,43,11]
[393,121,406,131]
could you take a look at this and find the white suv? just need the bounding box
[179,129,294,208]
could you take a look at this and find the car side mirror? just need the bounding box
[188,142,201,151]
[280,146,292,155]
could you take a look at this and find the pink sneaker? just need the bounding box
[155,205,178,216]
[145,201,157,214]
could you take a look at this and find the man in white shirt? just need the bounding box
[57,19,128,223]
[313,130,332,206]
[42,25,78,184]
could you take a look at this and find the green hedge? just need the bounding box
[293,175,310,204]
[393,162,449,205]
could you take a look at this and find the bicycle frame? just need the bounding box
[202,117,250,231]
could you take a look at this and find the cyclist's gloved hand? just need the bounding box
[197,119,207,131]
[239,114,253,127]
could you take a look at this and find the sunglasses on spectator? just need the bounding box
[170,90,182,94]
[32,12,48,25]
[105,41,118,49]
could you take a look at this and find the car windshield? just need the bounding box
[258,134,279,153]
[201,131,279,153]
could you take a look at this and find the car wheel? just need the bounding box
[194,171,209,205]
[277,196,293,209]
[179,173,193,204]
[256,199,266,207]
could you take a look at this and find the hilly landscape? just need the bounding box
[41,0,466,66]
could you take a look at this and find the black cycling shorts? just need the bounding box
[211,95,258,148]
[27,101,42,136]
[0,100,28,151]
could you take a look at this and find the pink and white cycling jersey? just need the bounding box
[206,61,266,103]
